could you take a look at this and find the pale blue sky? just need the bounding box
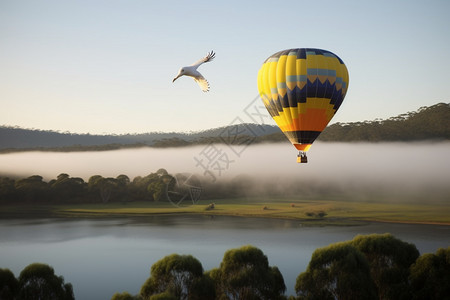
[1,0,449,134]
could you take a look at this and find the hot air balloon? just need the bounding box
[257,48,349,163]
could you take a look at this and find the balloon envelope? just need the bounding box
[257,48,349,154]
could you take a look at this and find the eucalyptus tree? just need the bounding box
[14,175,49,203]
[0,268,19,300]
[140,254,214,300]
[50,173,86,202]
[351,233,419,300]
[88,175,118,203]
[110,291,141,300]
[17,263,74,300]
[295,243,377,300]
[409,247,450,300]
[0,177,16,203]
[209,245,286,300]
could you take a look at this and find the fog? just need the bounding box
[1,142,449,200]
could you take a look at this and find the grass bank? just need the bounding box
[2,197,449,226]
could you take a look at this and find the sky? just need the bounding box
[1,0,449,135]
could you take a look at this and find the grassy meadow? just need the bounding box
[3,197,449,226]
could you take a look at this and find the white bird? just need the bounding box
[172,51,215,92]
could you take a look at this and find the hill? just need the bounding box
[0,123,281,152]
[0,103,448,152]
[319,102,450,141]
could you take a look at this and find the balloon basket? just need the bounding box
[297,152,308,163]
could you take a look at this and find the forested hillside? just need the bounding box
[0,103,448,152]
[319,102,450,141]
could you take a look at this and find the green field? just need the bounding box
[3,197,449,226]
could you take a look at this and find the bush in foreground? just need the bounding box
[409,247,450,300]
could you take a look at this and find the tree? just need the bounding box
[115,174,131,202]
[147,173,174,202]
[88,175,118,203]
[295,242,377,300]
[50,173,86,202]
[147,176,165,202]
[0,177,17,203]
[210,245,286,300]
[128,170,175,202]
[131,173,162,201]
[111,291,141,300]
[117,174,131,186]
[18,263,74,300]
[156,169,169,176]
[0,268,19,300]
[148,291,177,300]
[351,233,419,300]
[409,247,450,300]
[140,254,213,300]
[14,175,49,203]
[129,176,146,200]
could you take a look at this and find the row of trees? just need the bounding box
[1,171,304,205]
[1,170,373,206]
[2,234,448,300]
[0,169,174,204]
[113,234,450,300]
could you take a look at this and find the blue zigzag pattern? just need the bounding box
[270,79,346,115]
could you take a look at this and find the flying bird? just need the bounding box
[172,51,215,92]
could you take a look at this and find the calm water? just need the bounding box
[1,216,449,299]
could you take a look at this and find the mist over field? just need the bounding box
[1,142,449,200]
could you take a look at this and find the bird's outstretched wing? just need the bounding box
[194,75,210,92]
[191,51,215,68]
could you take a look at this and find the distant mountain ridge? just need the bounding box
[0,103,448,152]
[0,123,281,151]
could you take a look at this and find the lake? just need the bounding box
[1,216,449,299]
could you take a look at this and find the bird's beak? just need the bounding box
[172,75,180,82]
